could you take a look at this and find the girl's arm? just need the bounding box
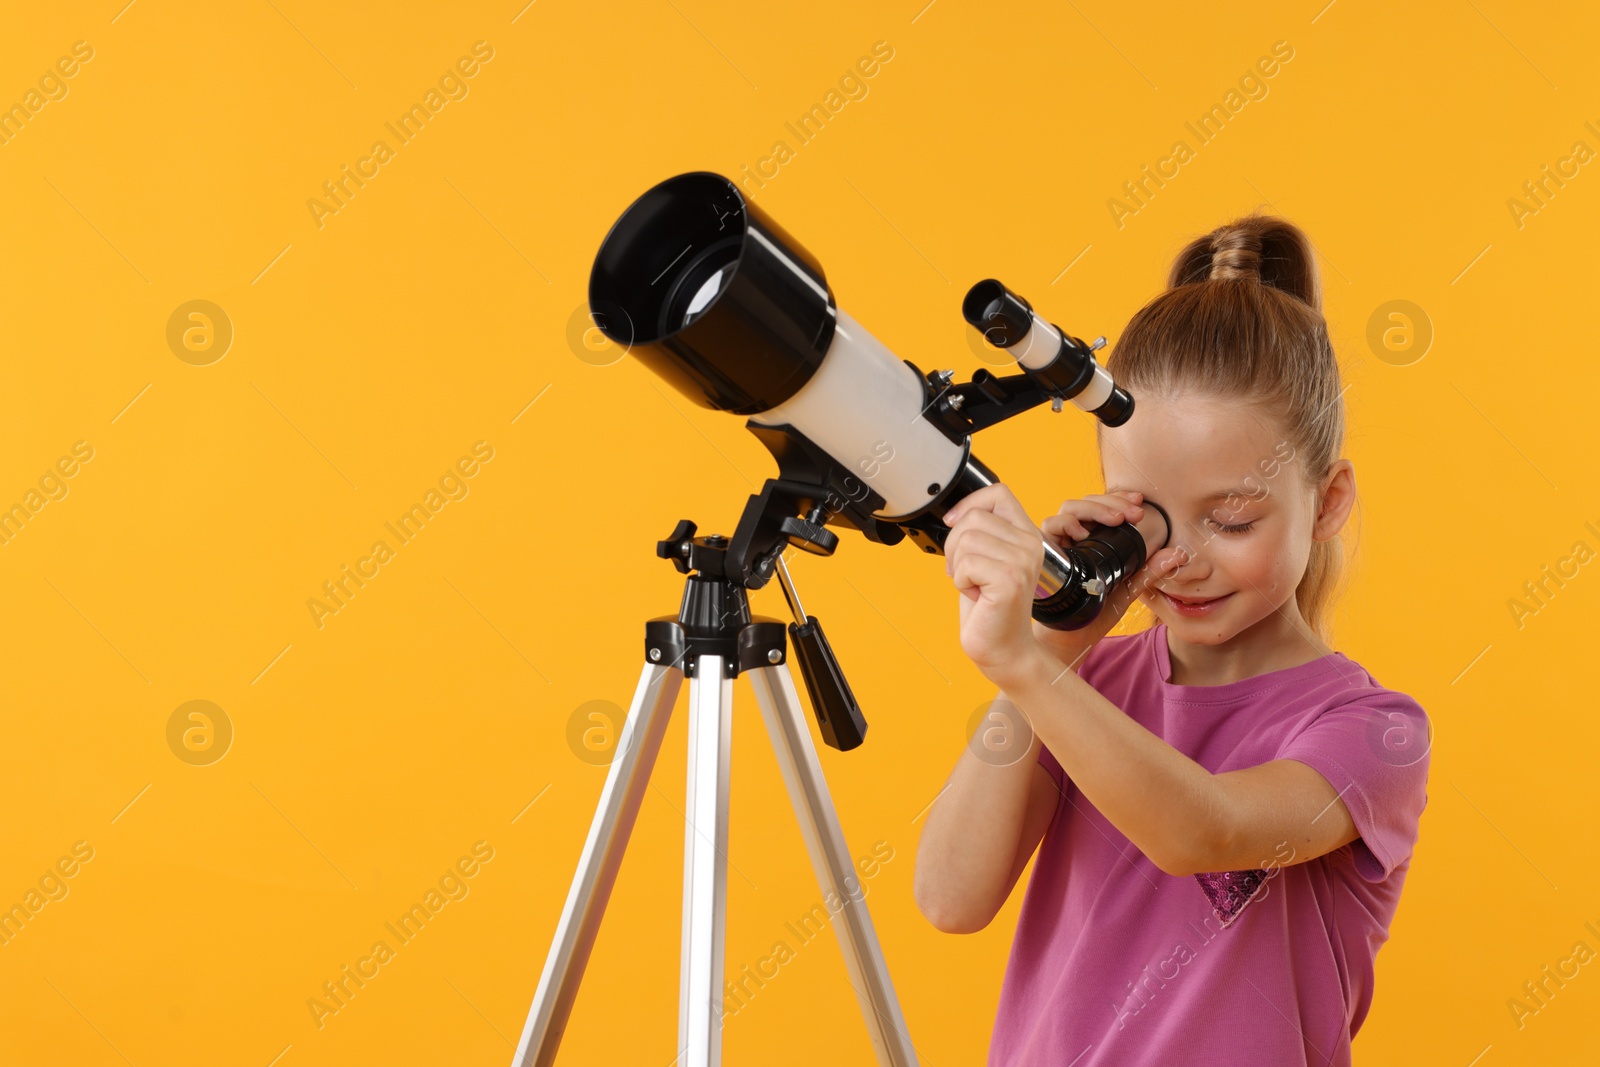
[995,647,1361,875]
[913,493,1153,934]
[944,484,1362,877]
[912,706,1059,934]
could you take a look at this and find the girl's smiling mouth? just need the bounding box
[1158,590,1234,617]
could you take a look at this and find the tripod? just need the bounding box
[513,519,919,1067]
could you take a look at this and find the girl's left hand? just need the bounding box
[943,484,1046,685]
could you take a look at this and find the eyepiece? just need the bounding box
[962,279,1034,347]
[1093,387,1134,427]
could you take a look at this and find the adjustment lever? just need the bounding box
[771,553,867,751]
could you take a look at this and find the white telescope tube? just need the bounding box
[747,309,965,519]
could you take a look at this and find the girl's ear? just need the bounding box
[1312,459,1356,541]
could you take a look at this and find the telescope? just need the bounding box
[588,171,1169,749]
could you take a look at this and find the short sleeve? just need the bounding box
[1037,741,1066,791]
[1277,692,1431,882]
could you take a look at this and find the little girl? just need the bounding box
[914,215,1431,1065]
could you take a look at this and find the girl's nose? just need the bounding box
[1166,540,1204,579]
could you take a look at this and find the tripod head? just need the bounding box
[654,513,868,752]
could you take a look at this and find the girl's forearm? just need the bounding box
[996,645,1223,877]
[914,721,1044,932]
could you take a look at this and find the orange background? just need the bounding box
[1,1,1596,1064]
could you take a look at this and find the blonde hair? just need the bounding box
[1103,213,1350,643]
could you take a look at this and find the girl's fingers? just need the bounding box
[950,528,1035,577]
[949,522,1043,596]
[1046,501,1142,543]
[944,483,1032,530]
[1041,514,1090,543]
[1096,494,1146,523]
[948,508,1035,565]
[1049,504,1112,530]
[1085,502,1125,525]
[944,512,982,572]
[951,548,1028,599]
[1056,496,1144,526]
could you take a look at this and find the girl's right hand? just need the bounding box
[1033,490,1187,669]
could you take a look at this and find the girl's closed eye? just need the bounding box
[1209,518,1257,533]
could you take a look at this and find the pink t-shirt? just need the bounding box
[989,623,1431,1066]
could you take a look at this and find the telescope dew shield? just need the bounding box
[588,171,838,415]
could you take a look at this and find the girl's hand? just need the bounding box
[1040,490,1147,547]
[1034,491,1190,670]
[943,484,1049,686]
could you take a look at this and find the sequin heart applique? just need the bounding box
[1193,868,1269,927]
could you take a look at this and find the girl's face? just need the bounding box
[1099,391,1343,646]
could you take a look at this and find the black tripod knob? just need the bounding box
[656,519,698,573]
[788,614,867,751]
[779,513,839,556]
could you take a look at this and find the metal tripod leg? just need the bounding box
[678,655,733,1067]
[513,661,683,1067]
[747,662,920,1067]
